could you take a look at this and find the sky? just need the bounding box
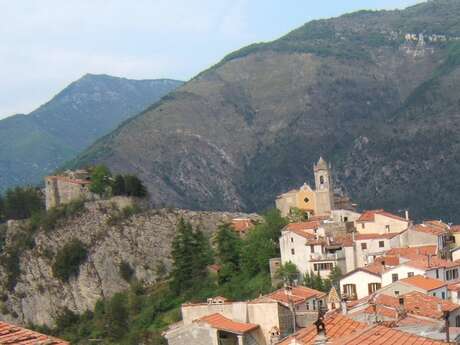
[0,0,425,119]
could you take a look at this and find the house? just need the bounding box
[279,221,348,279]
[353,232,407,268]
[276,157,335,217]
[278,312,451,345]
[408,222,451,258]
[45,169,93,209]
[167,287,326,345]
[231,218,254,237]
[347,291,460,329]
[354,209,410,235]
[0,321,69,344]
[165,313,262,345]
[339,262,386,300]
[378,275,448,300]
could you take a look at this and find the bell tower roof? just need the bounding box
[314,156,328,171]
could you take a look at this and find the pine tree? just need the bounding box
[112,175,126,196]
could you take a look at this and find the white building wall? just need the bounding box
[381,265,425,286]
[340,271,382,300]
[344,246,356,273]
[354,239,390,268]
[280,231,310,275]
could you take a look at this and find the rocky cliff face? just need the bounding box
[0,199,257,326]
[70,0,460,222]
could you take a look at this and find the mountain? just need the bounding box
[70,0,460,222]
[0,74,182,191]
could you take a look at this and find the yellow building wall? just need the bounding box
[453,233,460,248]
[295,189,316,213]
[356,215,409,234]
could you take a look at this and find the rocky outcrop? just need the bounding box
[0,199,259,326]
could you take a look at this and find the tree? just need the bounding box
[241,209,288,276]
[328,266,343,289]
[215,224,241,267]
[276,262,300,285]
[170,219,212,294]
[52,239,88,282]
[313,271,325,292]
[3,186,44,220]
[112,175,126,196]
[124,175,147,197]
[89,165,112,196]
[104,293,128,340]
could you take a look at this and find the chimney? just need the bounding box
[444,310,450,343]
[405,210,409,221]
[341,298,348,315]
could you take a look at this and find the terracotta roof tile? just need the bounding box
[403,255,460,270]
[413,224,447,236]
[399,275,446,291]
[231,218,253,233]
[286,221,321,231]
[0,322,69,344]
[357,210,408,223]
[264,286,325,306]
[339,324,449,345]
[196,313,258,334]
[355,232,401,240]
[278,313,367,345]
[386,246,438,257]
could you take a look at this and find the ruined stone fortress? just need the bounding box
[45,170,94,210]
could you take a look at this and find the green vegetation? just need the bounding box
[41,210,286,344]
[112,174,147,198]
[89,165,113,196]
[304,266,343,293]
[52,239,88,282]
[276,262,300,285]
[0,186,44,222]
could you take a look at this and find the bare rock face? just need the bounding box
[0,200,259,326]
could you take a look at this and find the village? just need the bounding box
[159,157,460,345]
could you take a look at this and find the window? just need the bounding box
[310,245,315,253]
[361,223,365,229]
[304,197,309,203]
[368,283,381,294]
[291,237,294,243]
[456,315,460,327]
[392,273,399,282]
[433,292,436,297]
[436,269,439,279]
[291,248,295,255]
[306,302,309,310]
[320,176,324,185]
[344,216,348,222]
[442,292,446,299]
[314,263,334,271]
[343,284,357,300]
[361,243,367,250]
[385,225,390,232]
[379,241,385,248]
[394,291,400,296]
[407,272,414,278]
[313,300,317,310]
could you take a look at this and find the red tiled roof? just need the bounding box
[355,232,401,240]
[231,218,253,233]
[357,209,407,223]
[46,175,91,185]
[196,313,258,334]
[424,220,449,230]
[265,286,325,306]
[399,275,446,291]
[362,262,386,275]
[374,255,400,267]
[363,304,398,319]
[386,246,438,257]
[403,255,460,270]
[448,282,460,291]
[286,221,321,231]
[0,322,69,344]
[339,324,449,345]
[413,224,447,236]
[278,313,367,345]
[374,291,460,319]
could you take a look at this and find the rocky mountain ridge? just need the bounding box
[71,0,460,222]
[0,198,257,326]
[0,75,182,192]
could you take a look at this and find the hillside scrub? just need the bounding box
[52,239,88,282]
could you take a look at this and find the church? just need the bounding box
[275,157,347,217]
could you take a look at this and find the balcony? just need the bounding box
[309,251,345,262]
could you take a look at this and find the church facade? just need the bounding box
[275,157,335,217]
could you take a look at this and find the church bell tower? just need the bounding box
[313,157,334,214]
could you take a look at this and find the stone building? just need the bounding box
[45,170,93,210]
[276,157,336,218]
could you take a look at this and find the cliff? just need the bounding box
[0,198,258,326]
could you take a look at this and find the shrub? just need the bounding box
[52,240,88,282]
[119,261,135,282]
